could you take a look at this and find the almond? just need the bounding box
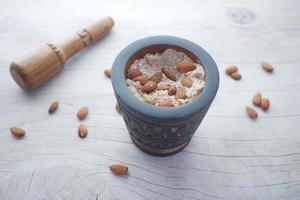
[77,106,89,120]
[260,98,270,111]
[78,124,88,138]
[252,92,262,106]
[141,81,157,93]
[225,66,238,75]
[230,72,241,80]
[261,61,273,72]
[158,83,170,90]
[133,75,148,85]
[168,85,177,96]
[115,102,121,113]
[48,101,59,114]
[159,99,174,107]
[246,106,258,119]
[104,68,112,78]
[10,127,26,137]
[181,77,193,88]
[176,61,196,73]
[150,71,163,83]
[175,88,187,99]
[127,68,142,79]
[144,98,156,105]
[162,66,176,81]
[109,164,128,175]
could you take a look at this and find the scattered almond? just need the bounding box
[162,66,176,81]
[144,98,156,105]
[176,61,196,73]
[141,81,157,93]
[175,88,187,99]
[225,66,238,75]
[127,68,142,79]
[104,68,112,78]
[246,106,258,119]
[48,101,59,114]
[230,72,241,80]
[133,75,148,85]
[252,92,262,106]
[181,77,193,88]
[109,164,128,175]
[150,71,163,83]
[10,127,25,137]
[77,106,89,120]
[260,98,270,111]
[115,102,121,113]
[158,83,170,90]
[159,99,174,107]
[261,61,273,72]
[168,85,177,96]
[78,124,88,138]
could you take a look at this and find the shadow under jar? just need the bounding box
[111,36,219,156]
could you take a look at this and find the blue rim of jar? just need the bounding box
[111,36,219,125]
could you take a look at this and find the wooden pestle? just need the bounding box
[10,17,114,90]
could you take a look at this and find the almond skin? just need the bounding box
[10,127,26,137]
[144,98,156,105]
[141,81,157,93]
[48,101,59,114]
[158,83,170,90]
[77,106,89,120]
[127,68,142,79]
[78,124,88,138]
[246,106,258,119]
[225,66,238,75]
[168,85,177,96]
[104,68,112,78]
[133,75,148,85]
[150,71,163,83]
[175,88,187,99]
[109,164,128,175]
[230,72,241,80]
[162,66,176,81]
[159,99,174,107]
[260,98,270,111]
[252,92,262,106]
[176,61,196,73]
[115,102,121,113]
[261,61,273,72]
[181,77,193,88]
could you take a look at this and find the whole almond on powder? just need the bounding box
[176,61,196,73]
[252,92,262,106]
[127,68,142,79]
[181,77,193,88]
[168,85,177,96]
[150,71,163,83]
[260,98,270,111]
[158,83,170,90]
[133,75,148,85]
[175,88,187,99]
[77,106,89,120]
[246,106,258,119]
[104,68,112,78]
[141,81,157,93]
[144,98,156,105]
[261,61,273,72]
[159,99,174,107]
[10,127,26,137]
[225,66,238,75]
[48,101,59,114]
[162,66,176,81]
[78,124,88,138]
[109,164,128,175]
[115,102,121,113]
[230,72,241,80]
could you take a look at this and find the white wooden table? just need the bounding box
[0,0,299,199]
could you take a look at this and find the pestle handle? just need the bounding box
[10,17,114,90]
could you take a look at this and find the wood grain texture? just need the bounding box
[0,0,299,199]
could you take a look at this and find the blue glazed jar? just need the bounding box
[111,36,219,156]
